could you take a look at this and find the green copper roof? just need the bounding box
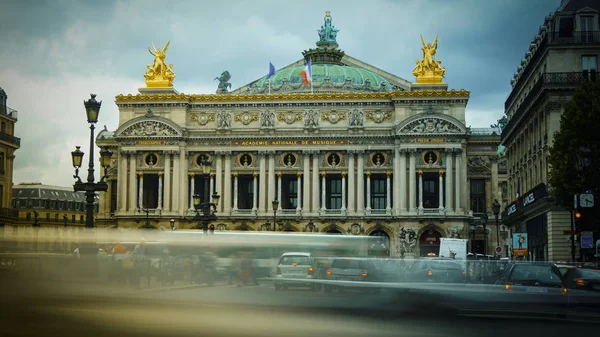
[254,64,393,91]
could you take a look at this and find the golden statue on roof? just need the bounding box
[412,35,446,84]
[144,41,176,88]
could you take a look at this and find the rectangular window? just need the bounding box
[110,180,118,214]
[237,175,254,209]
[72,215,76,223]
[470,179,486,213]
[558,17,574,38]
[26,212,31,220]
[282,176,298,209]
[46,213,50,220]
[371,176,386,210]
[55,214,58,221]
[580,16,594,42]
[0,153,4,174]
[80,215,84,224]
[582,55,597,71]
[0,122,5,133]
[326,176,342,210]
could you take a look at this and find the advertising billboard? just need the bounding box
[512,233,528,257]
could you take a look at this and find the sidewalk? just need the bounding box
[107,276,232,295]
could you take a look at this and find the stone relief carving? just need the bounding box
[467,156,491,173]
[304,109,319,128]
[121,121,178,137]
[399,117,463,134]
[260,109,276,127]
[234,111,259,125]
[277,110,302,124]
[449,226,462,239]
[348,223,364,235]
[217,110,232,129]
[397,227,417,256]
[189,112,215,126]
[365,109,391,123]
[348,108,364,126]
[321,110,346,124]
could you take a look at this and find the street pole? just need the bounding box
[570,209,576,263]
[272,199,279,231]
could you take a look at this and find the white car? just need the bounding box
[274,252,317,290]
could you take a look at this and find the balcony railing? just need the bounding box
[0,131,20,147]
[0,207,19,219]
[506,31,600,111]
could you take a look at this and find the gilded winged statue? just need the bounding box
[412,35,445,82]
[144,41,176,87]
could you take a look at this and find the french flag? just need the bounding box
[300,60,312,85]
[516,181,520,203]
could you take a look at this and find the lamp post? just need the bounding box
[482,211,488,256]
[492,199,501,256]
[192,159,220,234]
[170,218,175,231]
[272,199,279,232]
[71,94,110,231]
[469,223,476,254]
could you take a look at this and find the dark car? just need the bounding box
[323,257,381,292]
[562,267,600,292]
[494,263,567,295]
[404,258,465,283]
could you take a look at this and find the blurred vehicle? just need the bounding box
[372,258,407,282]
[274,252,317,290]
[562,267,600,292]
[555,264,576,277]
[323,257,381,292]
[404,257,465,283]
[494,262,567,296]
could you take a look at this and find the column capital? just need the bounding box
[233,172,239,178]
[137,172,144,177]
[386,172,392,178]
[407,148,418,154]
[418,170,423,176]
[453,148,463,154]
[439,170,445,177]
[398,148,409,154]
[210,173,215,178]
[365,171,371,177]
[222,151,232,156]
[320,172,326,177]
[258,150,268,155]
[157,172,163,177]
[189,173,195,178]
[302,150,313,155]
[253,172,259,178]
[297,172,303,177]
[341,172,347,178]
[445,148,454,155]
[355,149,365,154]
[266,150,277,155]
[277,172,282,177]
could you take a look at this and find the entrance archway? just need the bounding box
[419,228,441,257]
[369,230,390,257]
[325,229,342,234]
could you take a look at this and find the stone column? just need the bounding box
[189,174,195,211]
[179,150,188,215]
[303,151,311,212]
[210,173,215,196]
[321,172,327,211]
[399,149,407,213]
[128,152,137,213]
[455,148,463,213]
[418,171,424,210]
[233,173,239,211]
[366,172,372,212]
[252,173,258,212]
[118,151,128,213]
[408,149,416,213]
[341,172,347,211]
[297,173,302,212]
[357,151,365,214]
[347,151,355,214]
[157,173,163,210]
[259,151,267,213]
[439,170,444,210]
[223,152,232,214]
[445,149,454,213]
[277,172,282,205]
[163,151,171,212]
[138,173,144,209]
[393,149,400,214]
[312,152,320,213]
[172,151,180,214]
[386,172,392,212]
[215,153,223,212]
[267,151,276,212]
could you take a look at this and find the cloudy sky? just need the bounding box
[1,0,560,187]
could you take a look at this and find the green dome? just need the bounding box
[254,64,393,92]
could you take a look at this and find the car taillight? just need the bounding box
[575,279,585,287]
[326,269,332,275]
[276,267,281,275]
[308,267,314,275]
[360,270,368,277]
[427,270,432,276]
[505,281,512,292]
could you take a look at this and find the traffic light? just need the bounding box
[574,211,583,229]
[209,224,215,234]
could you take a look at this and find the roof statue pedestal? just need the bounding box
[140,41,177,94]
[411,35,448,91]
[303,11,344,65]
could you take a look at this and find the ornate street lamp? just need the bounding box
[170,218,175,231]
[192,159,220,234]
[492,199,501,256]
[71,94,110,231]
[272,199,279,232]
